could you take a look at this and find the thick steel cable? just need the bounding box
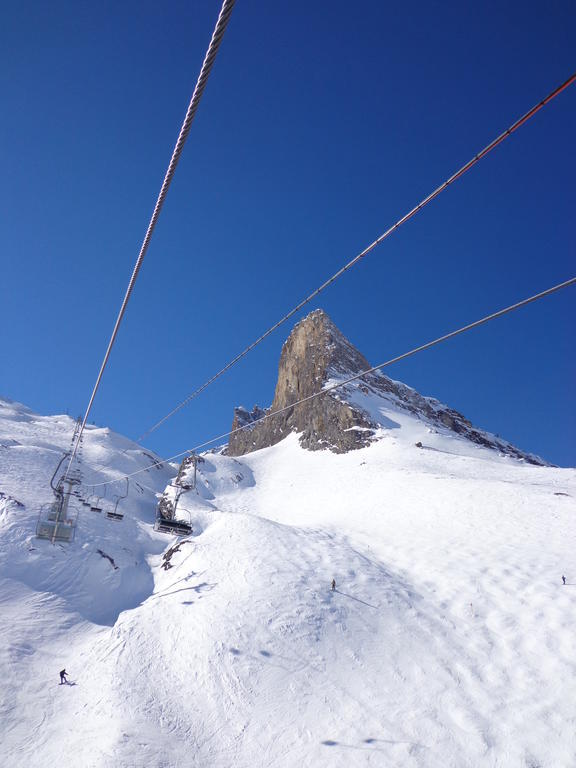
[137,71,576,443]
[63,0,236,480]
[92,275,576,486]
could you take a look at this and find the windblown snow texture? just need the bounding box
[0,395,575,768]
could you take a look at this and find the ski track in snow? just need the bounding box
[0,397,575,767]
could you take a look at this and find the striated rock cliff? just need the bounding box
[227,310,375,455]
[225,309,546,464]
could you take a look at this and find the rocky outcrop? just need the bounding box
[225,309,546,465]
[227,310,378,455]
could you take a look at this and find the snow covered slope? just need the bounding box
[1,396,575,768]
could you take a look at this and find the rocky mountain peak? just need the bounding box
[271,309,370,408]
[226,310,545,465]
[227,310,375,456]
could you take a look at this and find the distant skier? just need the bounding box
[331,579,336,592]
[562,575,566,585]
[59,669,68,685]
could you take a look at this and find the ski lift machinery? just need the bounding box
[154,481,192,536]
[36,452,79,543]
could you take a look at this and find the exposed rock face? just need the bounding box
[225,309,545,465]
[228,310,375,455]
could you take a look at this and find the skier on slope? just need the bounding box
[331,579,336,592]
[59,669,68,685]
[562,575,566,585]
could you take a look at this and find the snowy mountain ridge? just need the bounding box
[227,310,546,465]
[1,394,575,767]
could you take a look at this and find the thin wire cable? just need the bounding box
[64,0,236,479]
[92,275,576,487]
[138,71,576,443]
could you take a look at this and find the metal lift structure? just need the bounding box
[89,486,105,513]
[36,452,80,543]
[154,477,193,536]
[107,478,128,521]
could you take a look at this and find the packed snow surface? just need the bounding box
[0,395,575,767]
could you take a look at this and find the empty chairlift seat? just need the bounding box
[106,479,128,522]
[89,495,103,513]
[154,515,192,536]
[89,486,106,513]
[154,486,192,536]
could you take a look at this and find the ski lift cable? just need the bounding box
[137,71,576,444]
[90,274,576,487]
[62,0,237,481]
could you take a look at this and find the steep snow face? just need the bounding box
[1,396,575,768]
[0,397,175,626]
[326,366,547,464]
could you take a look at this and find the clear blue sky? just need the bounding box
[1,1,574,466]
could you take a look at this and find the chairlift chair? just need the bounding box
[87,486,105,513]
[153,491,192,535]
[154,515,193,536]
[106,478,128,522]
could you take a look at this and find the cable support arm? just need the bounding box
[137,71,576,443]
